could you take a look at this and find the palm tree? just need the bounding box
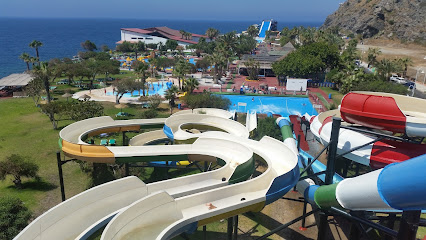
[367,47,381,68]
[19,53,31,71]
[377,58,398,80]
[133,61,149,96]
[164,85,179,115]
[397,57,413,77]
[29,40,43,63]
[206,49,227,84]
[179,30,186,39]
[184,77,199,94]
[205,28,219,41]
[173,59,190,90]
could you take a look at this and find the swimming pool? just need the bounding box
[107,82,171,97]
[220,95,317,117]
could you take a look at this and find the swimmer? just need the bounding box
[252,97,254,101]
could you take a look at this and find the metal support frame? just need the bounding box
[317,117,341,240]
[56,151,71,202]
[227,217,233,240]
[256,208,320,240]
[397,210,421,240]
[233,215,238,240]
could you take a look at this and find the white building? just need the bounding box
[117,27,206,47]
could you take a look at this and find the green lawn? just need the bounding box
[319,87,344,106]
[0,97,90,213]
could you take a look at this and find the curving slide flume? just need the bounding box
[15,108,299,240]
[307,91,426,169]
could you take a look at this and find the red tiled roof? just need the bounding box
[121,28,153,34]
[121,26,207,45]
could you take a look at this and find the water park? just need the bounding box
[2,16,426,240]
[9,87,425,240]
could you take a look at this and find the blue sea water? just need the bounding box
[221,95,318,117]
[0,18,322,78]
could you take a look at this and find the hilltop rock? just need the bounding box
[322,0,426,43]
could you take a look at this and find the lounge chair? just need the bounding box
[100,139,108,146]
[108,139,116,146]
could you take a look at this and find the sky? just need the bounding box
[0,0,342,22]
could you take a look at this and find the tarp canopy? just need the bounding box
[0,73,33,87]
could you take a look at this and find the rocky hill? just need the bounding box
[322,0,426,43]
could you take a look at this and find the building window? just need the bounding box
[145,37,153,40]
[131,37,137,39]
[138,38,144,39]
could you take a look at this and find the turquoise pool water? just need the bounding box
[221,95,317,117]
[107,82,171,97]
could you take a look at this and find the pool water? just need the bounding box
[221,95,317,117]
[107,82,171,97]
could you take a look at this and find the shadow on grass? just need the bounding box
[7,179,57,191]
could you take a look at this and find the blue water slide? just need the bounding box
[258,21,271,38]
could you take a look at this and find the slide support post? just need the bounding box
[317,117,341,240]
[56,151,66,202]
[227,217,233,240]
[233,215,238,240]
[397,210,421,240]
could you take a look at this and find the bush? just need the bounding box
[254,117,282,141]
[141,109,158,119]
[351,80,408,95]
[183,93,231,110]
[0,196,32,239]
[147,94,162,109]
[0,154,39,189]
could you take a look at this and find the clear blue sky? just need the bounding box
[0,0,342,22]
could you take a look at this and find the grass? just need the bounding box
[0,97,90,213]
[319,87,344,106]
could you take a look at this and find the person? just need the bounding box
[104,88,107,95]
[252,97,254,101]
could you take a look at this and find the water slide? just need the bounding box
[258,20,271,38]
[246,110,258,132]
[307,91,426,169]
[16,108,299,240]
[297,154,426,212]
[277,113,426,213]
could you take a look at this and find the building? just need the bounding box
[117,27,207,47]
[238,42,296,77]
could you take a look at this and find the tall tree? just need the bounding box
[29,40,43,63]
[132,41,145,60]
[245,57,260,80]
[133,61,149,96]
[19,52,31,71]
[164,85,179,115]
[174,58,191,90]
[377,59,399,80]
[205,28,219,41]
[207,47,227,84]
[81,40,97,51]
[26,78,43,106]
[31,61,58,104]
[397,57,413,78]
[184,77,199,94]
[0,196,32,240]
[247,25,258,38]
[367,47,381,68]
[179,30,187,39]
[165,39,178,51]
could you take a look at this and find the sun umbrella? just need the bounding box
[62,93,73,102]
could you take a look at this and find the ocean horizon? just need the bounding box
[0,18,323,78]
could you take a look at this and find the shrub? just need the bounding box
[351,80,408,95]
[141,109,158,119]
[147,94,162,109]
[183,93,231,110]
[0,196,32,239]
[0,154,39,189]
[254,117,282,141]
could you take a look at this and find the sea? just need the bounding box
[0,18,322,78]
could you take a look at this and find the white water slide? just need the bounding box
[15,109,298,240]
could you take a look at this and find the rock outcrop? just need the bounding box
[322,0,426,43]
